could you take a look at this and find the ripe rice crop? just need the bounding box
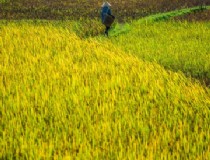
[0,21,210,159]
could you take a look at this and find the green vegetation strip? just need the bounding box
[137,6,210,23]
[110,6,210,37]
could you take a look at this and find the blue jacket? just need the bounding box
[101,6,111,23]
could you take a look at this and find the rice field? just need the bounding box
[109,20,210,86]
[0,20,210,159]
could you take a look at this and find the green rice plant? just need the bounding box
[109,23,131,37]
[109,21,210,86]
[0,21,210,159]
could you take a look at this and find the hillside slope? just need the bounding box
[0,21,210,159]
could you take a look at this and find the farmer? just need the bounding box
[101,2,113,36]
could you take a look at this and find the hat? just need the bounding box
[101,2,111,7]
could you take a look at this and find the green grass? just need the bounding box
[137,6,210,23]
[109,6,210,36]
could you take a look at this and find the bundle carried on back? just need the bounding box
[101,1,115,36]
[103,14,115,27]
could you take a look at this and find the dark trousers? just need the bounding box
[105,26,110,36]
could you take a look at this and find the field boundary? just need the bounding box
[138,6,210,23]
[109,6,210,37]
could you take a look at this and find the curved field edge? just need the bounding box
[136,6,210,23]
[0,23,210,159]
[106,12,210,87]
[109,6,210,37]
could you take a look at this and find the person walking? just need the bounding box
[101,2,114,36]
